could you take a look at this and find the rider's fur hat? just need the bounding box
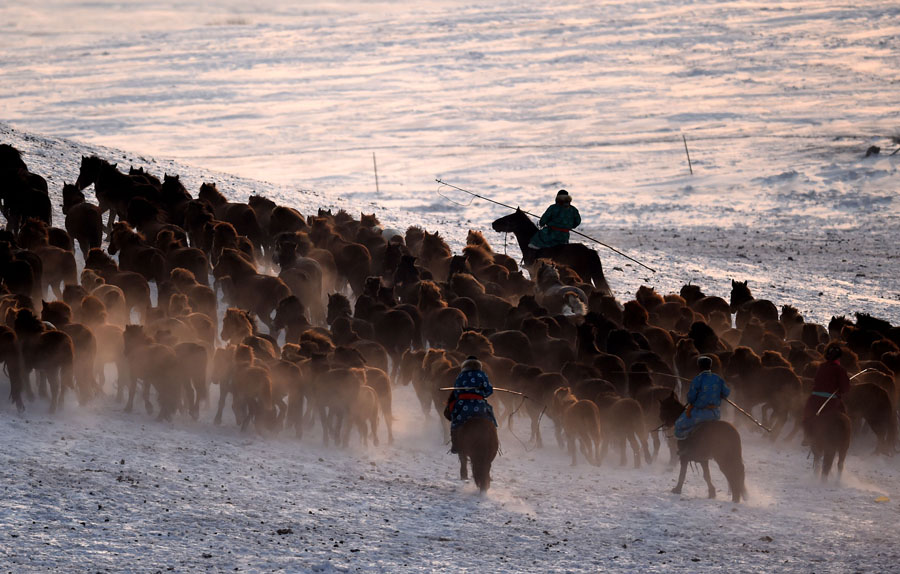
[555,189,571,204]
[461,355,482,372]
[697,355,713,370]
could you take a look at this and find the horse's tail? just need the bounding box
[587,249,612,296]
[887,407,898,453]
[465,418,499,492]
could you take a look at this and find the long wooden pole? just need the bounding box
[435,179,657,273]
[373,152,380,193]
[683,134,693,175]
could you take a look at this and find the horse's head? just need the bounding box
[0,144,26,171]
[199,182,226,206]
[326,293,351,324]
[274,295,305,328]
[658,391,685,427]
[466,229,488,247]
[61,183,86,214]
[75,155,102,190]
[360,212,380,229]
[222,307,254,343]
[161,174,191,204]
[536,260,560,286]
[730,279,752,309]
[491,209,529,233]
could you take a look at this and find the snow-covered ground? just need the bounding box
[2,1,900,572]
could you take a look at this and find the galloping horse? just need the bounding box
[491,209,611,294]
[659,391,747,503]
[456,417,499,492]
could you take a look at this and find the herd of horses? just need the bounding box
[1,143,899,498]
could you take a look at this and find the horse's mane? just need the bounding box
[465,230,491,250]
[421,231,451,258]
[199,182,227,206]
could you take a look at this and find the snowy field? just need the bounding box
[3,0,900,572]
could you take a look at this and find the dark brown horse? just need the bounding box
[62,183,103,257]
[456,417,499,492]
[659,391,747,503]
[808,410,851,481]
[491,209,611,294]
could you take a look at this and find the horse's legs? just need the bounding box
[22,369,35,402]
[768,409,788,441]
[618,435,627,466]
[579,433,594,465]
[380,396,393,445]
[214,382,229,425]
[143,375,154,415]
[821,448,836,482]
[38,371,48,399]
[568,434,578,466]
[650,430,661,462]
[640,432,652,465]
[554,422,566,450]
[672,459,688,494]
[46,370,60,414]
[459,454,468,481]
[599,435,609,465]
[701,461,716,499]
[628,432,642,468]
[531,411,543,448]
[369,411,379,447]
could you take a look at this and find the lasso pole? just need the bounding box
[435,179,656,273]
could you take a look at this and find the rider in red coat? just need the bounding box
[802,343,851,443]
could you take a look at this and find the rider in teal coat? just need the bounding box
[528,189,581,249]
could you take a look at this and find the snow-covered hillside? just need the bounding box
[2,1,900,572]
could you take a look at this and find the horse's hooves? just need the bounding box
[671,487,682,495]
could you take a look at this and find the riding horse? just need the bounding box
[658,391,747,503]
[808,410,851,481]
[456,417,499,492]
[491,209,611,294]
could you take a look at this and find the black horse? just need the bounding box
[0,145,51,232]
[491,209,611,294]
[456,417,499,492]
[658,391,747,503]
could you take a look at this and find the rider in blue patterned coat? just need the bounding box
[445,356,497,453]
[674,356,731,440]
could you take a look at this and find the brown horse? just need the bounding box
[808,410,851,481]
[62,183,103,258]
[595,394,652,468]
[13,308,75,413]
[844,382,896,455]
[730,280,779,329]
[456,417,500,492]
[552,387,601,466]
[0,325,25,412]
[659,391,747,503]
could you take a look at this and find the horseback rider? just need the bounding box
[528,189,581,249]
[802,343,851,445]
[445,355,497,453]
[674,356,731,440]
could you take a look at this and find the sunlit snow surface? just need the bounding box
[2,1,900,571]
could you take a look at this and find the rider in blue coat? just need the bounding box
[674,356,731,440]
[445,356,497,453]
